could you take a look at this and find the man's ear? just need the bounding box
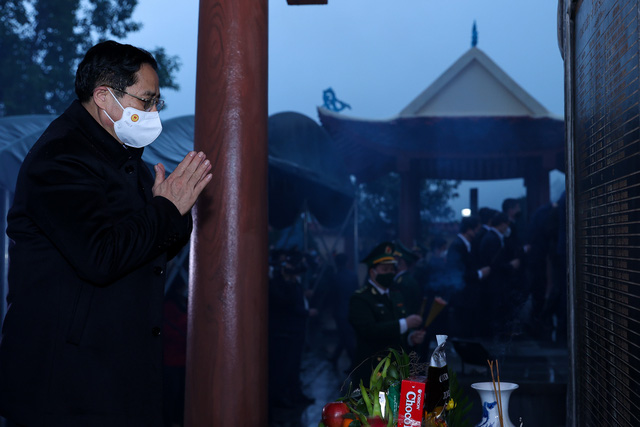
[92,86,110,109]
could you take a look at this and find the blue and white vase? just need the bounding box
[471,382,519,427]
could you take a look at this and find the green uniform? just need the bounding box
[348,282,408,387]
[395,271,424,315]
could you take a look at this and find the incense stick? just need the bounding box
[487,360,504,427]
[497,360,503,427]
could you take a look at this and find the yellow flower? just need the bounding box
[446,399,456,411]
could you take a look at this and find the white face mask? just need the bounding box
[504,227,512,238]
[104,88,162,148]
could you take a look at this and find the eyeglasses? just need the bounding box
[111,87,165,112]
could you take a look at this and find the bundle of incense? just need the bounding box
[423,297,448,329]
[418,297,428,318]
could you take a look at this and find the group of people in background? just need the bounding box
[266,194,567,424]
[384,195,567,345]
[420,196,566,344]
[266,194,567,421]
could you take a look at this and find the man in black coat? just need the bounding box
[446,216,491,337]
[479,212,522,338]
[471,207,497,264]
[348,242,425,387]
[0,41,212,426]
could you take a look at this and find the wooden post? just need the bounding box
[185,0,269,424]
[524,159,550,215]
[398,167,420,247]
[470,188,478,216]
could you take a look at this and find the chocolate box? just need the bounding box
[397,376,426,427]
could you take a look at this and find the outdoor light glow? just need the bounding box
[461,208,472,217]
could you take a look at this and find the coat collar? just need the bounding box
[64,100,144,169]
[368,278,389,296]
[457,234,472,252]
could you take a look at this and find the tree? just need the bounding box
[0,0,180,116]
[357,173,402,243]
[356,172,460,246]
[420,179,459,223]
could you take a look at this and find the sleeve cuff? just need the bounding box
[400,318,408,334]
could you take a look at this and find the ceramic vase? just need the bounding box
[471,382,519,427]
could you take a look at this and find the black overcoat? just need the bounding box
[479,229,518,318]
[0,101,192,426]
[447,237,474,285]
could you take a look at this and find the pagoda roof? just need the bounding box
[318,107,564,182]
[399,47,555,118]
[318,47,564,183]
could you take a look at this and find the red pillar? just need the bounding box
[186,0,269,424]
[398,167,420,247]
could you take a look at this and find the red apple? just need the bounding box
[321,401,350,427]
[366,416,387,427]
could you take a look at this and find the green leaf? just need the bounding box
[386,397,393,427]
[445,370,473,427]
[372,390,382,417]
[360,380,373,416]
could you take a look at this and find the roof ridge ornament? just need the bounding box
[472,21,478,48]
[323,87,351,112]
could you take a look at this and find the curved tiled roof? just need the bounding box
[318,107,564,182]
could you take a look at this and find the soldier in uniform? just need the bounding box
[348,242,425,387]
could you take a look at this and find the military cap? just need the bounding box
[393,240,419,263]
[361,241,397,267]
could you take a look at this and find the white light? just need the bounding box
[461,208,472,217]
